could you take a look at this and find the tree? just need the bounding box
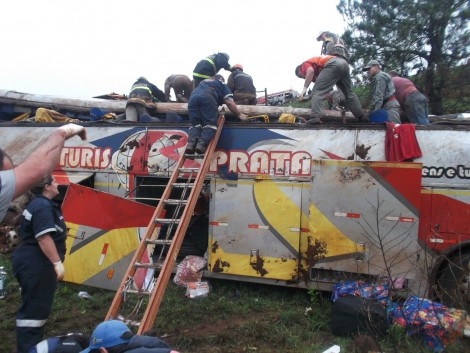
[337,0,470,115]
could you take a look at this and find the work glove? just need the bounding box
[53,261,65,280]
[58,123,87,140]
[300,87,307,97]
[238,113,248,121]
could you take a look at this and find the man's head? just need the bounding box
[295,65,304,78]
[388,70,400,78]
[362,60,381,76]
[80,320,133,353]
[213,74,225,83]
[232,64,243,72]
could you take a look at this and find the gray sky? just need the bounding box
[1,0,345,99]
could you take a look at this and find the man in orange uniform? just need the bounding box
[295,54,364,124]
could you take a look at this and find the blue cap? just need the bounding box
[80,320,132,353]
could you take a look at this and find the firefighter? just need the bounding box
[186,75,247,155]
[192,52,233,88]
[227,64,258,105]
[125,76,167,122]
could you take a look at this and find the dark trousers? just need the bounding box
[13,248,57,353]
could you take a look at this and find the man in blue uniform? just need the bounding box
[192,53,233,88]
[186,75,247,155]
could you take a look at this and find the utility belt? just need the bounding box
[383,95,397,105]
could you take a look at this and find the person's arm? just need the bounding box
[227,74,235,92]
[224,98,247,120]
[299,67,315,101]
[370,75,387,111]
[12,124,86,199]
[164,77,172,101]
[37,234,64,280]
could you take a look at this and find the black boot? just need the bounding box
[185,142,196,155]
[195,142,207,155]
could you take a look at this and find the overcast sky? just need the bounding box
[1,0,345,99]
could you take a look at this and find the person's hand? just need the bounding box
[53,261,65,280]
[58,123,87,140]
[300,87,307,97]
[238,113,248,121]
[298,95,307,102]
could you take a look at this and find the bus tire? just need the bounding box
[436,252,470,309]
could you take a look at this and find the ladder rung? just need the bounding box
[154,218,180,224]
[178,167,200,173]
[122,288,152,296]
[134,262,164,270]
[172,183,194,188]
[163,199,187,205]
[145,239,173,245]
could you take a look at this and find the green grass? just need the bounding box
[1,253,469,353]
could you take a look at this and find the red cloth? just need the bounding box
[385,122,422,161]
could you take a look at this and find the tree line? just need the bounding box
[337,0,470,115]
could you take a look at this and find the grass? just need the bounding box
[1,253,470,353]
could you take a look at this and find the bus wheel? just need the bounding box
[437,253,470,309]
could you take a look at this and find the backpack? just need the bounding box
[329,44,351,63]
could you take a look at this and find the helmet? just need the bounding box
[137,76,148,82]
[218,52,230,61]
[232,64,243,71]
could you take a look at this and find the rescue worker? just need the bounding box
[164,74,193,103]
[316,31,350,62]
[227,64,258,105]
[388,70,430,125]
[125,76,167,122]
[295,52,364,124]
[362,60,401,123]
[186,74,247,155]
[79,320,179,353]
[13,175,68,353]
[192,53,233,88]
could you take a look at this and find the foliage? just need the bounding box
[1,253,470,353]
[337,0,470,115]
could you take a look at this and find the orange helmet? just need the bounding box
[232,64,243,71]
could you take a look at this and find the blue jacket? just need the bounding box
[120,335,172,353]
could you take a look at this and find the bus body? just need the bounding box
[2,120,470,306]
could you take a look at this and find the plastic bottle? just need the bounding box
[0,266,6,299]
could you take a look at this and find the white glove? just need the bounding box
[53,261,65,280]
[58,123,87,140]
[300,87,307,97]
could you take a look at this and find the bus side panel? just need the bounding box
[208,178,305,282]
[307,160,429,294]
